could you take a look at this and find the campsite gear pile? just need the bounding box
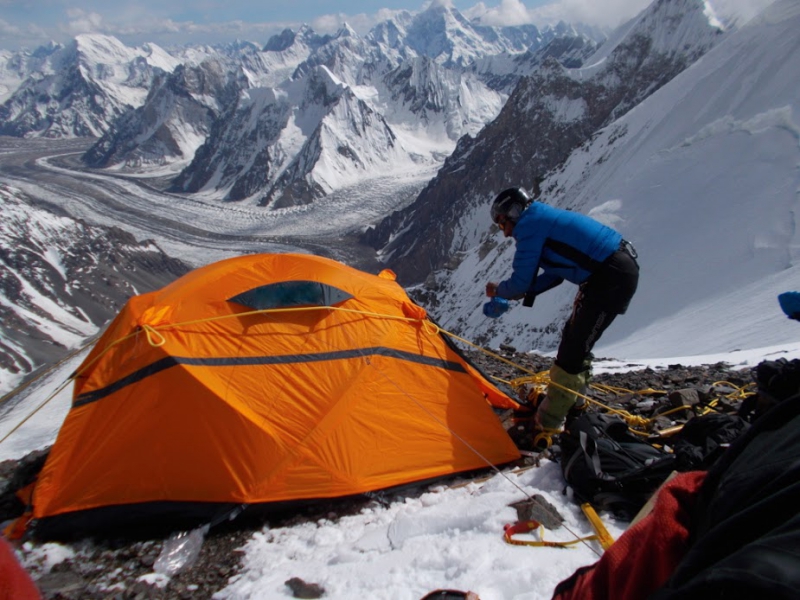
[0,343,794,599]
[553,369,800,599]
[471,344,768,522]
[558,410,749,519]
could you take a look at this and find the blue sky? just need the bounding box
[0,0,651,50]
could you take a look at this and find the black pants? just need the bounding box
[556,247,639,374]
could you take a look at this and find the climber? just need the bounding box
[485,187,639,448]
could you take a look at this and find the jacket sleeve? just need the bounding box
[496,212,550,299]
[496,250,538,298]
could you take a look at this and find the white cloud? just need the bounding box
[465,0,651,29]
[310,8,412,35]
[467,0,532,26]
[555,0,652,27]
[61,9,105,36]
[705,0,778,25]
[0,18,48,45]
[426,0,456,8]
[0,0,780,52]
[0,18,22,36]
[310,13,351,33]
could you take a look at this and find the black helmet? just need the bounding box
[490,187,530,225]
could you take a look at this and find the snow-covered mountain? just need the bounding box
[83,60,245,171]
[426,0,799,358]
[3,0,792,396]
[80,30,332,173]
[367,3,541,67]
[0,4,602,205]
[168,55,506,205]
[0,42,63,105]
[160,5,599,206]
[0,34,180,138]
[171,64,422,206]
[365,0,726,287]
[0,182,190,393]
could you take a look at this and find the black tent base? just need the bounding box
[30,462,519,542]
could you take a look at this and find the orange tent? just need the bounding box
[31,253,519,537]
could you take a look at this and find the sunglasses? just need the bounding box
[420,591,479,600]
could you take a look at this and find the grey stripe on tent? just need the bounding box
[73,347,468,408]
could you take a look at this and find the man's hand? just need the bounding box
[486,282,498,298]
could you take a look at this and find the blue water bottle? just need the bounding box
[483,297,509,318]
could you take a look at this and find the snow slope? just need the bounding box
[432,0,800,359]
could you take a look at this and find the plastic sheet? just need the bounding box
[154,524,210,576]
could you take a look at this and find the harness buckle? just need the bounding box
[620,239,638,260]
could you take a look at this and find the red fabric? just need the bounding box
[0,536,41,600]
[553,471,707,600]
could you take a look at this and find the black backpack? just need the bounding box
[670,412,749,470]
[560,412,677,519]
[740,358,800,421]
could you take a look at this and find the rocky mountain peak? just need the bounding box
[83,58,243,169]
[0,183,190,390]
[0,33,178,138]
[264,29,297,53]
[365,0,730,287]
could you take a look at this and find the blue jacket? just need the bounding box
[496,202,622,300]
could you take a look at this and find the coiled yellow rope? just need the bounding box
[503,367,756,436]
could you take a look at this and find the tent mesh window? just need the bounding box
[228,281,353,310]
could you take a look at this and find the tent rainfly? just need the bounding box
[29,253,520,537]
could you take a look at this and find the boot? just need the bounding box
[536,363,590,431]
[530,426,561,452]
[566,359,593,425]
[507,387,545,450]
[565,396,588,427]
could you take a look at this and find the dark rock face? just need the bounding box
[83,61,243,169]
[168,89,293,200]
[0,188,190,388]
